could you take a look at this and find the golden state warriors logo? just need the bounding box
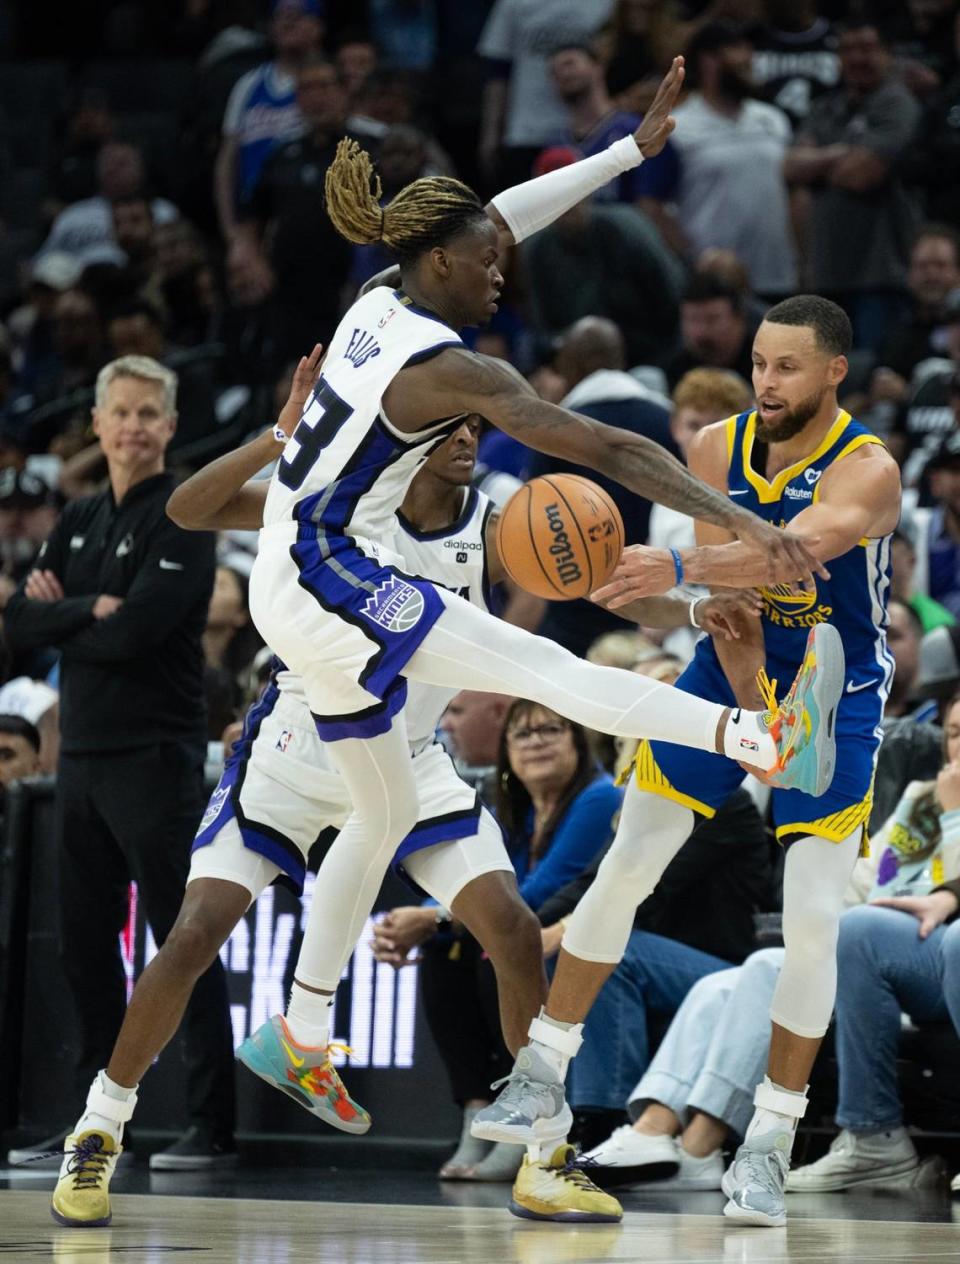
[759,583,833,629]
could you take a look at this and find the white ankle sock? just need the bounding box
[76,1071,137,1145]
[285,986,334,1048]
[722,709,776,767]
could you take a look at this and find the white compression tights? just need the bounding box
[294,591,741,992]
[771,828,862,1038]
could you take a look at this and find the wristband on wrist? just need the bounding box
[670,549,685,586]
[272,424,290,444]
[435,907,452,929]
[689,597,703,628]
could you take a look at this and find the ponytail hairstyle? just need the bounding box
[325,138,487,267]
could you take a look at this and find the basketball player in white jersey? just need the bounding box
[50,348,757,1228]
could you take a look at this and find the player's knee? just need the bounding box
[782,897,841,961]
[162,915,227,978]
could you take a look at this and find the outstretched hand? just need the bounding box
[276,343,325,439]
[734,516,829,593]
[697,589,764,639]
[632,56,685,158]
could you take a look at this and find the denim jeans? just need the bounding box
[629,947,784,1138]
[834,904,960,1132]
[567,930,730,1111]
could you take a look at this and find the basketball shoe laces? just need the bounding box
[489,1066,557,1120]
[290,1042,354,1088]
[558,1150,608,1194]
[63,1134,111,1189]
[756,661,813,777]
[737,1142,789,1193]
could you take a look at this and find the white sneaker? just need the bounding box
[951,1170,960,1195]
[583,1125,680,1187]
[787,1128,918,1192]
[640,1145,724,1192]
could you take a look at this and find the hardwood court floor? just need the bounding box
[3,1188,960,1263]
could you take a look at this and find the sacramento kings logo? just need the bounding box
[362,577,425,633]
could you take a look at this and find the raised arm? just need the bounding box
[167,344,324,532]
[385,350,825,587]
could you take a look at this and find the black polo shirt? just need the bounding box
[5,471,214,754]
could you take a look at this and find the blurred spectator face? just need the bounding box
[681,296,745,366]
[887,600,921,704]
[96,142,145,200]
[112,198,155,261]
[713,39,755,101]
[505,704,578,795]
[207,566,248,635]
[379,126,429,191]
[272,1,324,58]
[92,374,176,478]
[550,48,600,103]
[336,40,377,97]
[0,726,40,787]
[838,25,890,94]
[420,416,480,487]
[441,690,512,766]
[53,289,101,358]
[670,405,722,461]
[0,471,58,568]
[909,234,960,308]
[155,221,203,279]
[930,458,960,517]
[296,62,347,131]
[69,88,114,147]
[356,72,415,126]
[108,310,165,359]
[890,534,916,604]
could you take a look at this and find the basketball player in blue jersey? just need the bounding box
[475,296,902,1227]
[49,347,759,1228]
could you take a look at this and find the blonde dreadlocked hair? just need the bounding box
[325,138,487,266]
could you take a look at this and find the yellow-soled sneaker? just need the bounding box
[510,1144,623,1223]
[51,1131,122,1227]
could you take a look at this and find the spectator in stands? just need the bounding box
[539,786,771,1150]
[0,469,60,583]
[664,272,756,389]
[5,254,83,394]
[38,141,178,266]
[880,0,958,101]
[891,528,955,635]
[44,86,117,222]
[0,676,58,775]
[586,716,956,1192]
[784,21,923,350]
[875,226,960,386]
[0,714,41,793]
[903,9,960,228]
[906,433,960,621]
[477,0,614,188]
[597,0,671,115]
[155,220,222,348]
[374,700,621,1181]
[106,300,217,456]
[203,564,259,741]
[526,316,676,657]
[109,195,164,308]
[886,599,924,719]
[236,54,354,362]
[521,147,683,367]
[639,22,796,300]
[749,0,840,126]
[648,368,754,556]
[3,354,235,1171]
[335,35,377,100]
[439,689,514,796]
[215,0,325,262]
[891,303,960,490]
[789,696,960,1192]
[18,287,106,411]
[548,44,676,210]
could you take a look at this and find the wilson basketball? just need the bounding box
[496,474,625,600]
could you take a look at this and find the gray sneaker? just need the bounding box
[721,1130,791,1228]
[470,1046,572,1146]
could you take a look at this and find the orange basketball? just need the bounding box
[496,474,625,600]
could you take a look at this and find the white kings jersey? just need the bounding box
[263,286,465,550]
[275,484,495,747]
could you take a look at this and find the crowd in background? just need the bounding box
[3,0,960,1191]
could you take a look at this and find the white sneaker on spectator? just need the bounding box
[583,1125,680,1187]
[638,1145,725,1192]
[787,1127,918,1192]
[951,1170,960,1195]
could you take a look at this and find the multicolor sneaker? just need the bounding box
[510,1144,623,1222]
[471,1046,572,1146]
[757,623,843,797]
[722,1131,791,1228]
[236,1015,371,1135]
[50,1130,122,1227]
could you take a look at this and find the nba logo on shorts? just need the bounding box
[276,729,293,753]
[362,576,425,633]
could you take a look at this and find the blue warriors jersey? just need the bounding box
[726,407,893,694]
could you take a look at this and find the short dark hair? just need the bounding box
[684,20,750,87]
[682,271,744,315]
[762,294,852,356]
[107,298,164,329]
[0,713,41,753]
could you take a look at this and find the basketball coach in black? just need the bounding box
[4,355,236,1169]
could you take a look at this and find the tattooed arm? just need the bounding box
[385,349,825,588]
